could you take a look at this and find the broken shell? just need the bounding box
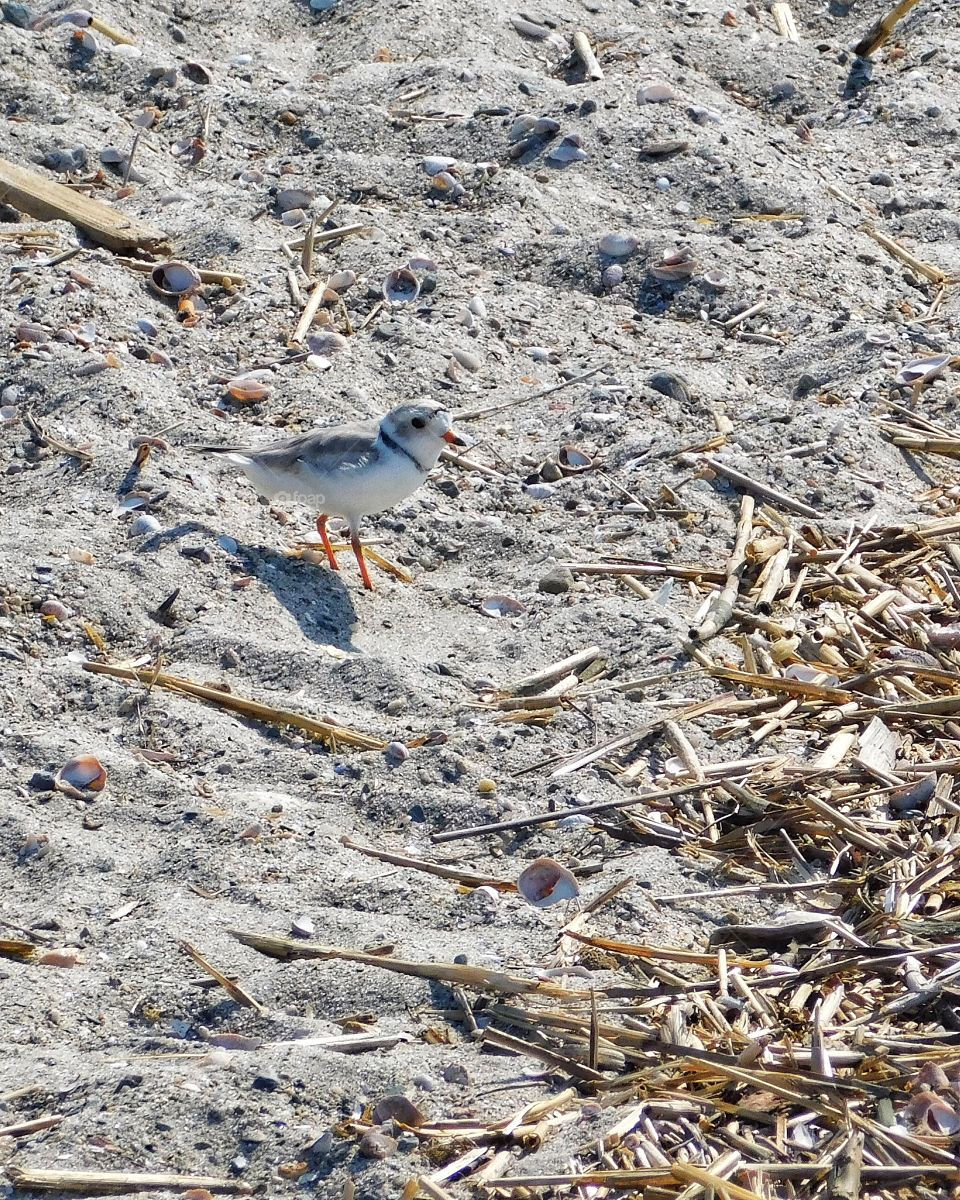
[650,249,698,281]
[276,187,314,212]
[226,375,272,402]
[56,754,107,793]
[69,547,95,565]
[40,599,72,621]
[900,1091,960,1134]
[546,135,588,165]
[371,1095,425,1128]
[307,331,350,355]
[601,265,624,289]
[326,270,357,292]
[422,156,457,176]
[703,270,729,291]
[408,255,437,273]
[431,171,466,198]
[358,1128,397,1160]
[383,268,420,305]
[468,295,487,317]
[638,82,677,103]
[599,232,639,257]
[558,444,592,473]
[450,347,481,373]
[517,857,580,908]
[0,405,18,425]
[480,595,525,619]
[896,353,951,386]
[149,260,201,298]
[129,513,162,536]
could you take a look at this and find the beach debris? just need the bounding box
[895,353,951,387]
[6,1167,251,1195]
[180,940,266,1014]
[517,857,580,908]
[598,231,639,257]
[854,0,923,58]
[225,373,272,403]
[637,82,677,103]
[383,267,420,305]
[82,661,387,751]
[571,30,603,81]
[148,260,201,298]
[54,754,106,794]
[649,248,698,281]
[0,155,168,253]
[480,595,525,619]
[545,134,588,166]
[371,1095,425,1127]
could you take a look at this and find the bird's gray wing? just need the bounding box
[251,420,382,474]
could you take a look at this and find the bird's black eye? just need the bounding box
[411,416,426,430]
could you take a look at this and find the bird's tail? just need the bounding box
[184,444,248,454]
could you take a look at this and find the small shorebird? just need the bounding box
[192,400,465,590]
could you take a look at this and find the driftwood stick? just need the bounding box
[340,836,517,891]
[287,223,367,250]
[292,278,329,344]
[179,940,266,1014]
[458,367,604,422]
[854,0,924,58]
[0,157,169,254]
[502,646,601,695]
[862,225,948,285]
[703,457,823,520]
[690,495,754,641]
[771,2,799,40]
[6,1167,251,1194]
[430,776,741,844]
[571,31,604,80]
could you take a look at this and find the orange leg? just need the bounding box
[350,528,374,591]
[316,514,339,571]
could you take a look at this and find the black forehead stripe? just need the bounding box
[381,427,429,475]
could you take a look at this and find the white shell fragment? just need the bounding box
[638,82,677,103]
[546,135,588,165]
[517,857,580,908]
[896,354,951,386]
[423,156,457,176]
[599,232,639,257]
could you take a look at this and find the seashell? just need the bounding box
[358,1129,397,1160]
[703,270,729,291]
[783,664,840,687]
[638,82,677,103]
[481,595,525,618]
[431,171,465,198]
[238,169,265,185]
[900,1091,960,1134]
[0,405,18,425]
[37,950,81,968]
[307,331,350,355]
[546,135,588,165]
[599,231,639,257]
[183,60,213,85]
[129,513,162,536]
[281,208,308,227]
[468,295,487,317]
[559,444,592,473]
[15,320,47,343]
[372,1095,425,1127]
[422,156,457,176]
[865,328,893,347]
[408,255,437,273]
[68,548,95,565]
[601,264,624,289]
[326,270,356,292]
[136,317,159,337]
[450,348,481,373]
[650,249,698,281]
[40,599,71,621]
[149,260,201,297]
[117,494,148,513]
[383,268,420,305]
[915,1063,951,1091]
[896,354,951,386]
[56,754,107,793]
[277,187,314,212]
[226,375,272,402]
[517,856,580,908]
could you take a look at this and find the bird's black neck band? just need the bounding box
[380,427,428,474]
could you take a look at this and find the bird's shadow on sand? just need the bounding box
[144,521,359,652]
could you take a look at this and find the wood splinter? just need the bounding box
[571,31,604,81]
[690,495,755,642]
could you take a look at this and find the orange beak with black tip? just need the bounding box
[443,429,468,448]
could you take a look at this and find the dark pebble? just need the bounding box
[252,1070,281,1092]
[648,370,692,403]
[29,771,56,791]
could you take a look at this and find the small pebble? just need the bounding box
[539,565,574,594]
[477,778,497,795]
[358,1128,397,1160]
